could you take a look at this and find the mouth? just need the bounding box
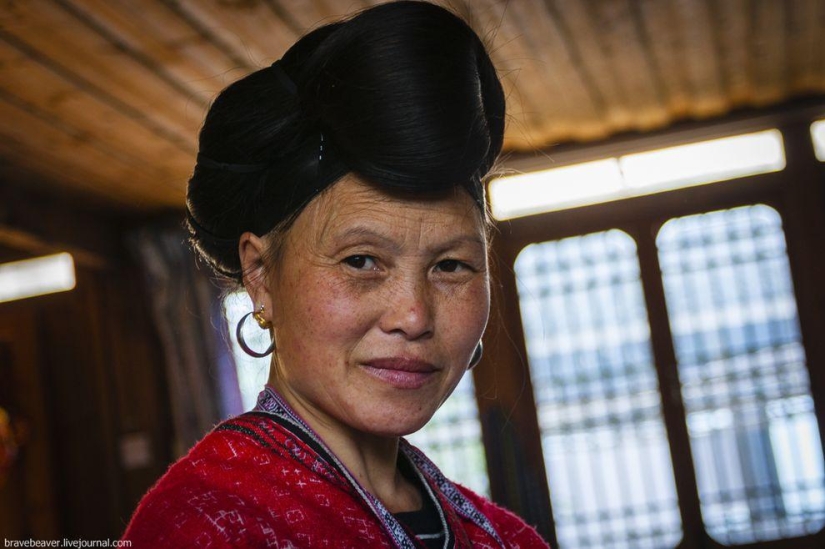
[361,357,439,389]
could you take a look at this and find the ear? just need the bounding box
[238,232,273,321]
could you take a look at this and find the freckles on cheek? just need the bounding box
[445,279,490,309]
[450,282,491,334]
[303,276,366,337]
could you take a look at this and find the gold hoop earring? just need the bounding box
[236,305,275,358]
[252,304,271,329]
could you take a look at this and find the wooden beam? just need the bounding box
[709,0,752,104]
[0,179,133,270]
[467,0,551,150]
[0,140,141,211]
[0,93,184,208]
[786,0,824,91]
[267,0,341,33]
[0,0,202,149]
[561,0,666,130]
[750,0,788,105]
[502,96,825,172]
[505,1,605,140]
[636,0,692,116]
[162,0,299,66]
[674,0,728,115]
[0,226,108,270]
[0,39,193,187]
[57,0,245,103]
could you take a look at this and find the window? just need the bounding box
[223,291,270,411]
[619,130,785,190]
[658,205,825,543]
[515,230,683,549]
[811,119,825,162]
[511,207,825,548]
[494,121,825,547]
[490,130,785,220]
[490,159,624,219]
[0,252,75,303]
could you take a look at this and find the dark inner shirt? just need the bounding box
[394,456,452,549]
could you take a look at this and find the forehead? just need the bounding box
[292,175,486,247]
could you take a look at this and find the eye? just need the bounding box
[435,259,469,273]
[343,255,378,270]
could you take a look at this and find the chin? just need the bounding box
[360,409,434,438]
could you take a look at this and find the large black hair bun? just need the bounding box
[186,0,505,281]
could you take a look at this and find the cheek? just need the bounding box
[286,272,376,343]
[439,280,491,344]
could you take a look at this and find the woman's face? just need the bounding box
[255,175,489,439]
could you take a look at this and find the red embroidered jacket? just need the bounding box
[122,393,549,548]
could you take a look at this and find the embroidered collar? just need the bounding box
[254,386,505,549]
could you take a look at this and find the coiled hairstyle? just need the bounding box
[186,1,506,282]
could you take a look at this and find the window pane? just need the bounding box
[489,159,624,219]
[657,205,825,544]
[489,130,785,220]
[812,119,825,162]
[407,374,490,496]
[620,130,785,190]
[223,291,271,411]
[0,252,76,303]
[515,230,683,549]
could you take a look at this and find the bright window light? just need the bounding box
[620,130,785,190]
[490,130,786,220]
[223,290,270,411]
[812,120,825,162]
[489,159,623,219]
[0,253,76,303]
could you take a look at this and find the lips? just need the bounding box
[361,357,439,389]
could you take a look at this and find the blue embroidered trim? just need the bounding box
[254,386,506,549]
[255,387,415,549]
[402,441,506,548]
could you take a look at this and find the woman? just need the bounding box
[123,2,549,547]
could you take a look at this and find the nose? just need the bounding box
[379,275,434,340]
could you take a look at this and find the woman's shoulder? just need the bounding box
[455,484,551,548]
[120,412,297,547]
[149,412,294,487]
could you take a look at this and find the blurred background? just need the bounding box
[0,1,824,547]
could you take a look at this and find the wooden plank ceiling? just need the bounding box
[0,0,823,212]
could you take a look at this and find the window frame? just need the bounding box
[474,104,825,548]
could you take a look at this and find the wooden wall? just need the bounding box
[0,183,172,539]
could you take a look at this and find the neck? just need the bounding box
[267,379,422,513]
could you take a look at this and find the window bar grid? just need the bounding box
[657,204,825,544]
[515,230,683,549]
